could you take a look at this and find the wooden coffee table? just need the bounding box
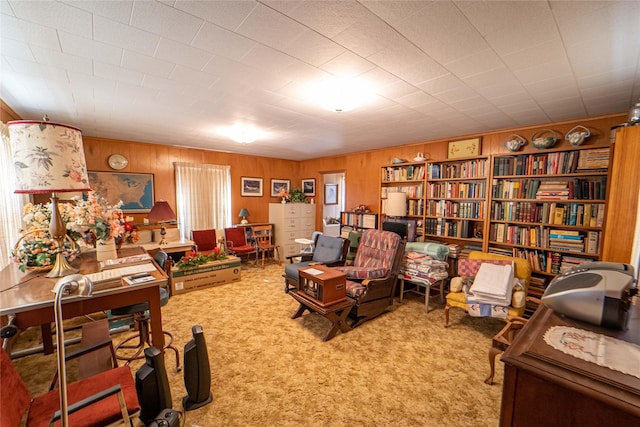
[290,291,354,341]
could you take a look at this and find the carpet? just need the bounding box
[10,263,506,426]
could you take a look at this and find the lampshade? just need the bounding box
[8,120,91,194]
[147,200,176,222]
[385,192,407,217]
[239,208,250,218]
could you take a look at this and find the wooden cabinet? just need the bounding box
[424,157,489,246]
[268,203,315,261]
[379,162,426,239]
[602,126,640,263]
[500,304,640,426]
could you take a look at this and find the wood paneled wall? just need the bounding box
[2,99,626,232]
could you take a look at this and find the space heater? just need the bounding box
[135,346,173,424]
[182,325,214,410]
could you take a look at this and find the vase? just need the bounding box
[96,238,117,262]
[281,197,287,204]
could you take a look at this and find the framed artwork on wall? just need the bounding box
[447,137,481,159]
[302,178,316,196]
[241,176,263,197]
[87,171,154,212]
[271,179,290,197]
[324,184,338,205]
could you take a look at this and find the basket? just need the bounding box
[13,228,78,272]
[565,125,590,146]
[531,129,558,150]
[504,134,527,152]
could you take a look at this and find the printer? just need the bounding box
[542,262,637,329]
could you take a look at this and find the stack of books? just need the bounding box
[549,229,584,253]
[535,181,569,200]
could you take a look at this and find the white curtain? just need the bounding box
[0,121,28,269]
[174,162,232,241]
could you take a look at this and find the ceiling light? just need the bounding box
[218,123,259,144]
[307,76,375,112]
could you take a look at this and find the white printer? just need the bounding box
[542,262,637,330]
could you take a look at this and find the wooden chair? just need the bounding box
[224,227,258,264]
[191,229,218,255]
[252,224,281,268]
[0,342,140,426]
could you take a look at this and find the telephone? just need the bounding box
[542,262,637,329]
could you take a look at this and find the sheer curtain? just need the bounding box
[0,122,28,269]
[174,162,232,241]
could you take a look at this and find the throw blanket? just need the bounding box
[400,252,449,284]
[466,263,514,318]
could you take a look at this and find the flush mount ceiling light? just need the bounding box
[218,123,259,144]
[307,76,375,112]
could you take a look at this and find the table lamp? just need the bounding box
[53,274,94,427]
[8,118,91,277]
[147,200,176,245]
[385,192,407,217]
[239,208,250,225]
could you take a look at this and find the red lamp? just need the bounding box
[147,200,176,245]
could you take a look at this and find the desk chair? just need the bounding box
[111,251,181,371]
[252,224,281,268]
[224,227,258,264]
[191,229,218,255]
[0,344,140,426]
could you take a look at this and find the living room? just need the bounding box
[2,1,640,426]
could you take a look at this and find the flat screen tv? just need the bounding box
[382,219,417,242]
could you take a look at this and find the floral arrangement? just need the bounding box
[11,230,78,272]
[278,188,290,202]
[352,204,371,214]
[64,191,125,242]
[176,248,227,271]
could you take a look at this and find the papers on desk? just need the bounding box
[99,253,152,270]
[86,262,157,291]
[303,267,324,276]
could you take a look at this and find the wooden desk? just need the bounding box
[500,304,640,426]
[0,247,166,355]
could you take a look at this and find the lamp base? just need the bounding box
[241,219,248,225]
[46,253,78,278]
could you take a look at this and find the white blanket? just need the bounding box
[468,263,514,306]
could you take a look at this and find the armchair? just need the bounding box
[335,229,405,327]
[444,251,532,328]
[224,227,258,264]
[191,229,218,255]
[283,235,349,293]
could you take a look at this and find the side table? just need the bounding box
[290,291,354,341]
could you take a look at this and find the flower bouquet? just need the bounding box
[11,229,78,273]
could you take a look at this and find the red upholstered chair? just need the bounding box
[191,229,218,255]
[0,344,140,426]
[335,229,406,327]
[224,227,257,263]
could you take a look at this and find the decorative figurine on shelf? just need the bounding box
[353,204,370,214]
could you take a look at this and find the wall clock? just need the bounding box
[108,154,129,170]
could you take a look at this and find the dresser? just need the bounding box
[500,304,640,426]
[269,203,316,261]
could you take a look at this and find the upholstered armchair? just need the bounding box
[444,251,532,328]
[191,229,218,255]
[284,235,349,293]
[335,229,406,327]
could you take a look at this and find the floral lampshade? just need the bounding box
[8,120,91,194]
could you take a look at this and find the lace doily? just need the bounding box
[544,326,640,379]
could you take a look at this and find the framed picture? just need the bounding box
[324,184,338,205]
[301,178,316,196]
[447,137,481,159]
[241,176,263,197]
[271,179,290,197]
[87,171,154,212]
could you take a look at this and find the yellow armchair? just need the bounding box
[444,251,532,327]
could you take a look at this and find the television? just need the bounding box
[135,346,173,424]
[382,219,417,242]
[182,325,213,411]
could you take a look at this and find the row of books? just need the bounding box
[489,224,600,254]
[490,201,605,227]
[426,200,485,219]
[428,159,488,179]
[381,165,425,182]
[340,212,378,229]
[491,177,607,200]
[381,185,423,198]
[424,218,477,239]
[427,181,486,199]
[493,152,581,176]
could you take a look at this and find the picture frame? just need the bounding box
[241,176,263,197]
[271,179,290,197]
[301,178,316,196]
[447,137,482,159]
[87,171,154,212]
[324,183,338,205]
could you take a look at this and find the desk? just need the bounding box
[141,239,195,260]
[0,247,166,355]
[500,304,640,426]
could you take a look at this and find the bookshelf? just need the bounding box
[379,162,426,239]
[339,211,378,238]
[488,146,611,299]
[424,157,489,246]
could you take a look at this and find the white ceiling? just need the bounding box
[1,0,639,161]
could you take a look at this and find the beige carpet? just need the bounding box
[11,263,506,426]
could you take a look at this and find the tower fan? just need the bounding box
[182,325,213,410]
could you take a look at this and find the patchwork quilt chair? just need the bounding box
[444,251,532,328]
[335,229,406,328]
[283,235,349,293]
[191,229,218,255]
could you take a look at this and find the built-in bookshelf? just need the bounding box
[379,162,426,239]
[339,211,378,238]
[488,146,611,297]
[424,157,489,245]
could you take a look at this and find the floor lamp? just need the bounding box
[8,118,91,277]
[53,274,94,426]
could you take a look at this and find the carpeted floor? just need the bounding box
[10,263,507,426]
